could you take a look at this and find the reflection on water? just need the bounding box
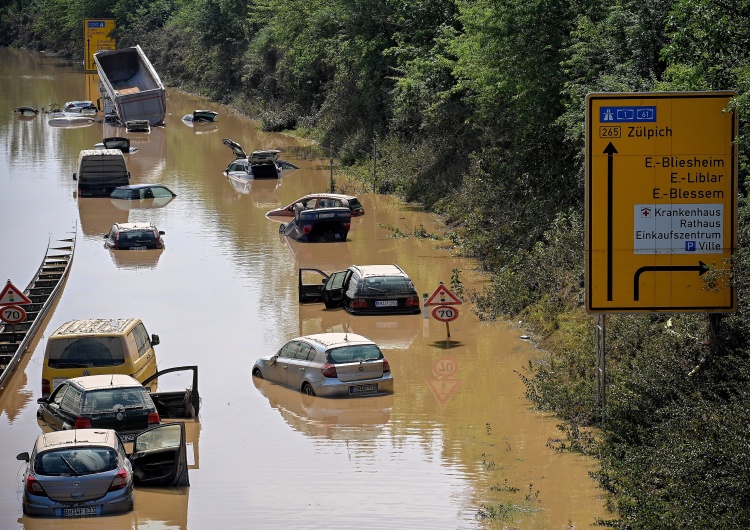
[0,47,612,530]
[254,376,393,441]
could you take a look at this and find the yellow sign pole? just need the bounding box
[585,92,737,313]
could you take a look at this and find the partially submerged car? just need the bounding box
[125,119,151,133]
[63,100,98,115]
[94,136,138,153]
[299,264,421,315]
[111,184,176,201]
[222,138,298,178]
[37,368,199,441]
[14,106,39,117]
[182,110,218,123]
[252,333,393,397]
[17,424,189,516]
[266,193,365,219]
[104,222,165,250]
[279,205,351,242]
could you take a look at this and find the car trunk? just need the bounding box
[335,360,385,382]
[42,474,117,502]
[251,163,279,179]
[91,408,152,434]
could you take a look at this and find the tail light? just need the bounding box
[41,379,51,396]
[405,296,420,307]
[108,468,129,491]
[351,299,368,309]
[153,229,163,249]
[343,223,350,230]
[113,231,120,250]
[147,411,160,425]
[74,417,92,428]
[303,225,312,234]
[383,359,391,373]
[321,363,338,378]
[25,476,48,497]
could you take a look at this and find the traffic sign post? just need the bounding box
[0,280,32,306]
[586,92,737,313]
[425,283,462,338]
[432,305,459,323]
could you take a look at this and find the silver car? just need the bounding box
[17,424,189,517]
[252,333,394,397]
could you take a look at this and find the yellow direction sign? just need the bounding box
[586,92,737,313]
[84,19,116,73]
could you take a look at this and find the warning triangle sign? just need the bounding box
[425,283,462,306]
[426,379,461,404]
[0,281,32,305]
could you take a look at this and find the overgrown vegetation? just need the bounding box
[6,0,750,526]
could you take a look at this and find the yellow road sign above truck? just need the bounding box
[585,92,737,313]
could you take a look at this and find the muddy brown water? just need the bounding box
[0,48,610,529]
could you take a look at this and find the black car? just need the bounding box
[104,222,165,250]
[279,205,351,242]
[36,367,199,442]
[110,184,177,201]
[298,264,421,315]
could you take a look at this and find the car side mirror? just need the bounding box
[269,356,278,366]
[159,231,165,235]
[151,334,160,346]
[37,397,47,404]
[16,452,29,462]
[72,173,77,181]
[103,234,108,239]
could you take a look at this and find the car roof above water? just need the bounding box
[350,264,408,277]
[50,318,140,336]
[66,373,143,390]
[302,332,374,349]
[35,428,119,451]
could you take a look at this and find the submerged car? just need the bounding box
[252,332,393,397]
[182,110,218,123]
[279,205,351,242]
[222,138,298,178]
[62,100,98,115]
[37,368,199,441]
[104,222,165,250]
[110,184,176,201]
[17,424,189,517]
[299,264,421,315]
[93,136,137,153]
[266,193,365,219]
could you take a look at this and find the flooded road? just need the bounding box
[0,48,609,529]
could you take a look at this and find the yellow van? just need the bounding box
[41,319,159,397]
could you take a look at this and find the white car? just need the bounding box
[252,333,393,397]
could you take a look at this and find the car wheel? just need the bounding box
[252,368,263,379]
[301,383,316,396]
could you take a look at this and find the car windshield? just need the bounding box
[47,337,126,368]
[35,448,118,476]
[361,276,413,294]
[82,388,152,413]
[327,344,383,363]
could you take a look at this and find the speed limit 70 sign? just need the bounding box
[431,305,459,323]
[1,305,27,324]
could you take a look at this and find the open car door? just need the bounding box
[299,268,329,303]
[142,366,200,419]
[129,423,189,486]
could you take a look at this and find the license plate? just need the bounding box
[375,300,398,307]
[129,246,146,250]
[119,433,135,442]
[63,507,96,517]
[349,384,377,395]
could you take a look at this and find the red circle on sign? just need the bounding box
[431,305,459,323]
[1,305,27,324]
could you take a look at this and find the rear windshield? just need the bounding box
[82,387,152,413]
[361,276,414,295]
[35,448,118,476]
[47,337,126,368]
[120,229,157,241]
[327,344,383,364]
[348,199,362,209]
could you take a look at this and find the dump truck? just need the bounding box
[93,45,166,126]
